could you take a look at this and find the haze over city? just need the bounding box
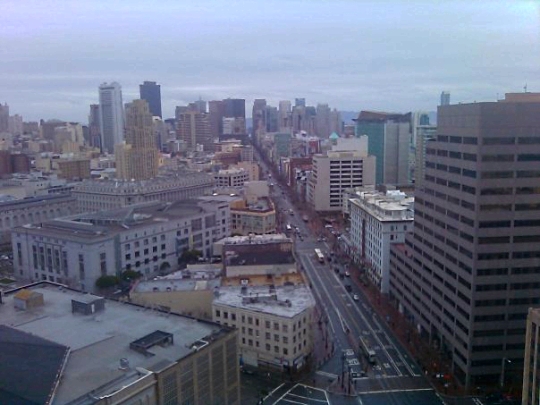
[2,0,539,122]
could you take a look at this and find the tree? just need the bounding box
[95,275,120,289]
[180,249,202,264]
[121,269,142,281]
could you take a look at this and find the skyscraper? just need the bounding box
[278,100,291,130]
[177,111,213,151]
[208,100,225,138]
[223,98,245,120]
[139,81,162,118]
[88,104,101,150]
[440,91,451,106]
[295,98,306,108]
[115,99,158,181]
[355,111,411,185]
[389,94,540,388]
[315,104,331,138]
[99,82,124,154]
[0,103,9,133]
[252,99,267,136]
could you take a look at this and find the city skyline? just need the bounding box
[2,0,538,122]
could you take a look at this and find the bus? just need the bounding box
[314,248,325,263]
[359,337,376,364]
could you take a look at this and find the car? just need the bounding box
[353,294,359,301]
[334,267,340,273]
[345,271,350,277]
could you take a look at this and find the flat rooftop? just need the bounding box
[134,277,221,294]
[0,283,227,404]
[213,284,314,318]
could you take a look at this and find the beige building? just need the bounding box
[0,283,240,405]
[52,158,91,180]
[308,149,376,212]
[523,307,540,405]
[230,197,276,236]
[234,161,259,181]
[177,111,213,152]
[214,168,249,187]
[213,283,315,371]
[115,99,159,181]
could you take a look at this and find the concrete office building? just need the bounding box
[414,125,437,185]
[354,111,411,185]
[389,94,540,388]
[0,283,240,405]
[308,149,376,212]
[213,284,315,371]
[223,98,245,120]
[230,196,276,236]
[208,100,225,138]
[522,307,540,405]
[349,187,413,293]
[115,99,159,181]
[99,82,124,154]
[88,104,101,150]
[0,103,9,132]
[315,103,331,138]
[252,99,267,135]
[12,199,231,291]
[72,171,215,213]
[139,80,162,118]
[279,100,292,130]
[177,111,213,152]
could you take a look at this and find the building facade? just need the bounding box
[214,168,249,187]
[139,81,162,118]
[99,82,124,154]
[72,172,215,213]
[213,284,315,371]
[308,150,376,212]
[12,199,230,291]
[389,95,540,388]
[523,307,540,405]
[349,188,413,293]
[177,111,213,152]
[230,197,276,235]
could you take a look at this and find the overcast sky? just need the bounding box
[2,0,539,122]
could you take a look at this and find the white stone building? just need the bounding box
[349,188,413,293]
[12,199,230,292]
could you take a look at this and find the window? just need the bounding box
[483,137,515,145]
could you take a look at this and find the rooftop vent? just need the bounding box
[130,330,174,357]
[71,295,105,315]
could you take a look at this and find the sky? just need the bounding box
[1,0,539,123]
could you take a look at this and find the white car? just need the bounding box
[345,271,350,277]
[353,294,359,301]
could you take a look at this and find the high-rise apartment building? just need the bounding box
[0,103,9,132]
[139,80,162,117]
[523,307,540,405]
[115,99,159,181]
[355,111,411,185]
[208,100,225,138]
[177,111,213,151]
[308,144,376,212]
[440,91,451,106]
[99,82,124,154]
[389,94,540,388]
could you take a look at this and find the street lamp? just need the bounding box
[500,357,511,388]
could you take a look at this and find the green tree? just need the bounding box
[95,275,120,289]
[121,269,142,281]
[181,249,202,264]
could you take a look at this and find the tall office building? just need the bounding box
[523,308,540,405]
[265,105,279,132]
[252,99,267,135]
[223,98,245,120]
[88,104,101,150]
[177,111,213,151]
[0,103,9,132]
[208,100,225,138]
[355,111,411,185]
[295,98,306,108]
[440,91,451,106]
[389,94,540,388]
[329,108,342,136]
[139,81,162,117]
[193,98,207,114]
[279,100,292,130]
[315,104,331,138]
[99,82,124,154]
[115,99,159,181]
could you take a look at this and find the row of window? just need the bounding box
[436,135,540,145]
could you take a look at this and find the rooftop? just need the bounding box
[217,234,291,246]
[0,283,228,404]
[213,284,315,318]
[133,277,221,294]
[350,189,414,221]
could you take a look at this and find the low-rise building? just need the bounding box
[213,283,315,371]
[12,199,230,292]
[349,187,413,292]
[230,197,276,236]
[214,168,249,187]
[73,171,214,213]
[0,283,240,405]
